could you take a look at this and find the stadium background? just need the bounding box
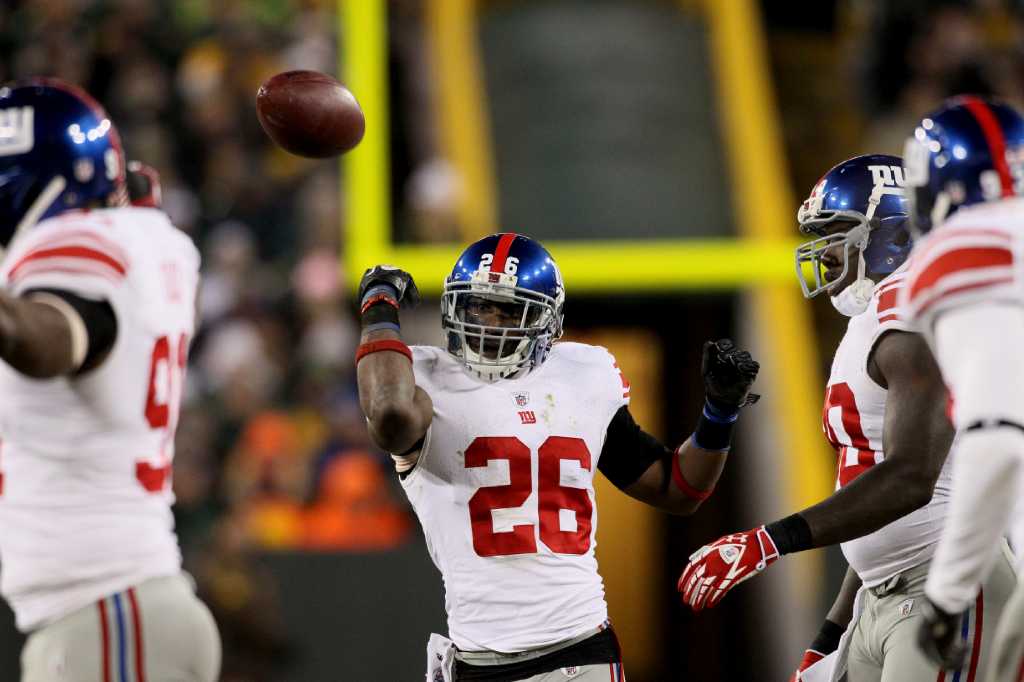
[0,0,1020,680]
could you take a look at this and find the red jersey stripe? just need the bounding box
[912,227,1011,265]
[33,228,129,261]
[909,247,1012,299]
[490,233,517,273]
[877,286,901,313]
[9,245,127,281]
[915,276,1015,316]
[963,97,1014,197]
[878,313,902,324]
[9,264,123,285]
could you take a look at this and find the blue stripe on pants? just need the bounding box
[112,592,128,682]
[952,606,971,682]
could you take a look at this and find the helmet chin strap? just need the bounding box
[830,224,875,317]
[6,176,66,255]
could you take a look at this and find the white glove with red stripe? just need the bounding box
[677,525,780,611]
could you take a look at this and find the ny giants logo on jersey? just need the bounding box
[518,411,536,424]
[868,164,906,188]
[0,106,34,156]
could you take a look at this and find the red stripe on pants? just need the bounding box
[97,599,111,682]
[967,589,984,681]
[128,587,146,682]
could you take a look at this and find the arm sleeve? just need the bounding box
[597,405,672,490]
[24,288,117,370]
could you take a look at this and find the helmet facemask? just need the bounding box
[795,178,905,299]
[442,269,563,382]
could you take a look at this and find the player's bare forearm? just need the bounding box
[355,265,432,455]
[0,293,77,378]
[357,327,432,454]
[826,564,861,628]
[799,331,952,548]
[620,340,759,515]
[624,439,726,515]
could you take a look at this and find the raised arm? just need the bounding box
[598,339,760,516]
[355,265,433,456]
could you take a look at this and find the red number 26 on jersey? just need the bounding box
[466,435,593,557]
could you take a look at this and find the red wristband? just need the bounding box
[671,445,714,501]
[355,339,413,365]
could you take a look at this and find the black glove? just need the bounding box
[358,265,421,310]
[701,338,760,410]
[918,598,967,671]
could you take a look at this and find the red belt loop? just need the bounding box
[355,339,413,365]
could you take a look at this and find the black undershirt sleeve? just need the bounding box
[597,405,672,490]
[24,288,118,371]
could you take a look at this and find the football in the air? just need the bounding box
[256,70,365,158]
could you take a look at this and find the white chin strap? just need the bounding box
[830,250,874,317]
[6,176,66,254]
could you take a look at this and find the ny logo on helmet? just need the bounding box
[868,164,906,188]
[0,106,34,156]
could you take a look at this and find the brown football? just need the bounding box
[256,70,365,158]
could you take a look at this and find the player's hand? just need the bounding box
[702,339,760,409]
[788,649,824,682]
[677,525,779,611]
[358,265,421,309]
[917,598,967,671]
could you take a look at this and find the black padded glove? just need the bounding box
[357,265,421,310]
[917,598,967,671]
[701,338,760,410]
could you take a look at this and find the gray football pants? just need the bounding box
[846,552,1016,682]
[20,573,221,682]
[984,573,1024,682]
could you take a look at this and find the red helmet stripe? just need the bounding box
[962,96,1014,197]
[490,232,518,273]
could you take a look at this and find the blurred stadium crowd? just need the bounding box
[4,0,1024,679]
[0,1,430,677]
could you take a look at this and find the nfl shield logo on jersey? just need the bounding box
[561,666,581,678]
[513,391,530,407]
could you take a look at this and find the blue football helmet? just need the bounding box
[0,78,127,248]
[903,95,1024,236]
[795,154,912,298]
[442,233,565,381]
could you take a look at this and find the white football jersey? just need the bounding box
[824,271,953,587]
[403,342,630,653]
[901,198,1024,339]
[0,207,199,631]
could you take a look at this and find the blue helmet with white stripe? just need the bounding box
[903,95,1024,236]
[0,78,128,249]
[795,154,912,298]
[442,233,565,381]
